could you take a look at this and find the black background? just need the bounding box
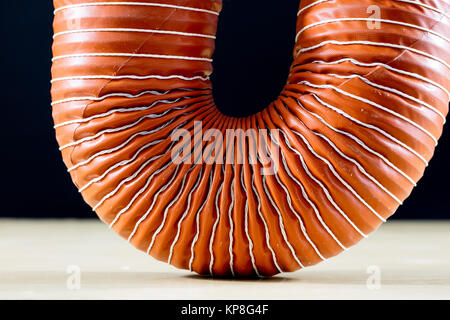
[0,1,448,219]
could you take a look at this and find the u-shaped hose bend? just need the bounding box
[51,0,450,276]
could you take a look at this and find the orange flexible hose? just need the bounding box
[51,0,449,276]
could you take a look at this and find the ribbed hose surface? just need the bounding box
[51,0,450,276]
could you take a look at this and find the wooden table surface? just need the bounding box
[0,219,449,300]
